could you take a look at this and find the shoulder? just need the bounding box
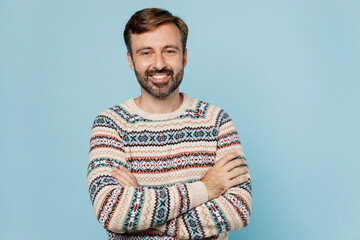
[185,94,224,116]
[92,98,137,127]
[186,94,232,125]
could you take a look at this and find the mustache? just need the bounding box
[146,68,174,76]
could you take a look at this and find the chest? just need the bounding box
[124,126,218,185]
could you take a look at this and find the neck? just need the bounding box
[134,89,183,114]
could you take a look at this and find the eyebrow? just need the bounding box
[135,45,180,54]
[164,45,180,51]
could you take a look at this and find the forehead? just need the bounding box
[130,23,182,51]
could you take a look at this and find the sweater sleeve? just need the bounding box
[153,110,252,239]
[87,114,209,233]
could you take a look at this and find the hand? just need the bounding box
[201,152,249,200]
[111,166,139,187]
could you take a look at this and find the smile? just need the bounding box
[149,74,170,83]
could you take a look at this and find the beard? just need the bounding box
[134,67,184,99]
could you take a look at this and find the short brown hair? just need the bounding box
[124,8,188,56]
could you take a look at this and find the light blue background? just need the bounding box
[1,0,359,239]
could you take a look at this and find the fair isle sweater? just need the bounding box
[88,93,252,240]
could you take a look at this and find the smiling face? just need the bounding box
[127,23,187,99]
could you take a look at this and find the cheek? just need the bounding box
[169,58,185,71]
[133,61,150,73]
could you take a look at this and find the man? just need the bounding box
[88,8,251,240]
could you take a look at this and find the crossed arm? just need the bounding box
[112,152,248,201]
[110,152,251,239]
[88,112,252,239]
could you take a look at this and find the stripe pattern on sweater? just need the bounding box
[88,94,252,239]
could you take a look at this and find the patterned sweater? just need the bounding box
[88,93,252,240]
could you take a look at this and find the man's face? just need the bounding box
[127,23,187,99]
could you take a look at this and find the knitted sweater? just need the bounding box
[88,93,252,240]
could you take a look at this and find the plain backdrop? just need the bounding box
[1,0,359,239]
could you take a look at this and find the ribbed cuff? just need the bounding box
[187,181,209,209]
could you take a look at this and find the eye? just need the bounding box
[141,51,151,56]
[164,49,177,55]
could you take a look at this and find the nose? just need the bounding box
[153,54,167,70]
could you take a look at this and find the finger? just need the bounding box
[114,167,139,187]
[228,167,249,179]
[224,159,246,171]
[126,168,139,184]
[216,152,239,166]
[111,169,124,182]
[111,170,127,186]
[228,175,250,187]
[117,165,131,173]
[116,166,136,183]
[117,178,127,187]
[111,168,123,181]
[112,168,135,186]
[112,171,136,187]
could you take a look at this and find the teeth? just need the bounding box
[152,75,167,79]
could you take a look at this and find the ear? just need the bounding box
[183,48,187,68]
[127,52,135,71]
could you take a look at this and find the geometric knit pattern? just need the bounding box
[88,93,252,240]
